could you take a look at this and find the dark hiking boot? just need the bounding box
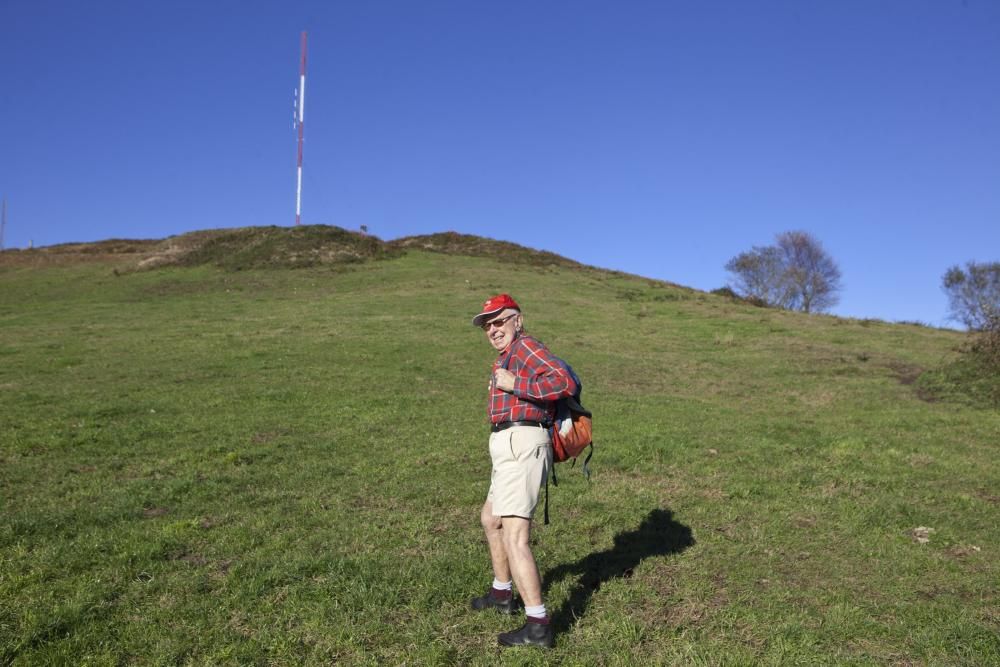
[470,589,520,614]
[498,620,554,648]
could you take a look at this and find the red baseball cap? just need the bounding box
[472,293,520,327]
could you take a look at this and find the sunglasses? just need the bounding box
[482,313,517,331]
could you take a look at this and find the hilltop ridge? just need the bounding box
[0,226,392,271]
[0,224,685,287]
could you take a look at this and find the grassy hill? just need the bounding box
[1,226,997,665]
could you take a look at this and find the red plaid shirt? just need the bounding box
[488,334,577,425]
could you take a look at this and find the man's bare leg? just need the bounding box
[481,500,510,582]
[472,500,521,614]
[495,514,553,647]
[499,515,542,607]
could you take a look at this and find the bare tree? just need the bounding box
[775,231,842,313]
[942,261,1000,330]
[725,231,842,313]
[724,246,794,308]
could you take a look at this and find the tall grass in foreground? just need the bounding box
[1,251,997,665]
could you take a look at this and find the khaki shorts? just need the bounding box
[487,425,552,519]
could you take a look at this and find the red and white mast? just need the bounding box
[294,31,308,226]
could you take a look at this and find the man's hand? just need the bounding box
[493,369,516,393]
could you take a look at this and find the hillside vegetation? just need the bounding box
[1,226,997,665]
[1,225,621,274]
[0,226,399,271]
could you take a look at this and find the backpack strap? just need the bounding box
[580,442,593,480]
[544,471,550,526]
[499,334,527,372]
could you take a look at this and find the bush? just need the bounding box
[711,286,770,308]
[919,315,1000,407]
[969,315,1000,374]
[710,286,738,299]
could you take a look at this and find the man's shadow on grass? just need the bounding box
[543,508,694,634]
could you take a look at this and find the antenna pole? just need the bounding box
[1,198,6,251]
[295,31,308,226]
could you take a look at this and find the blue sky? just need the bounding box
[2,1,998,327]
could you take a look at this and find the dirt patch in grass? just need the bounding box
[700,487,729,501]
[209,559,236,582]
[945,545,982,559]
[250,430,292,445]
[170,550,208,566]
[975,490,1000,505]
[886,360,924,385]
[142,507,170,518]
[198,516,220,529]
[884,360,941,403]
[652,572,731,630]
[883,360,941,402]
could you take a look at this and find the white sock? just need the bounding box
[525,604,547,618]
[492,578,513,591]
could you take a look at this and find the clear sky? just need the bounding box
[2,1,998,327]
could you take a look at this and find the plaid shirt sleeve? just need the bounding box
[488,335,577,424]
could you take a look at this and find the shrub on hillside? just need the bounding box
[918,315,1000,408]
[969,315,1000,374]
[711,286,770,308]
[710,286,737,299]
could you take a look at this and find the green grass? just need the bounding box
[1,238,998,665]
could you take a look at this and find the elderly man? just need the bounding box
[469,293,577,648]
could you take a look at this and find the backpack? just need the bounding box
[549,359,594,477]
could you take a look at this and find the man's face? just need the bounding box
[483,309,521,351]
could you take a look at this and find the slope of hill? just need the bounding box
[0,227,996,664]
